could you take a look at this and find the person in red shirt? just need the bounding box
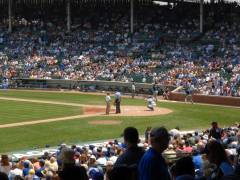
[183,141,193,153]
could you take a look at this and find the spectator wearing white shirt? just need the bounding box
[0,155,12,176]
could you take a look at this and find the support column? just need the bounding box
[130,0,134,34]
[200,0,203,33]
[66,0,71,32]
[8,0,12,33]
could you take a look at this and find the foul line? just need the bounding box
[0,114,101,129]
[0,96,100,107]
[0,97,103,128]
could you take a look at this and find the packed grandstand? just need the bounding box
[0,0,239,96]
[0,0,240,180]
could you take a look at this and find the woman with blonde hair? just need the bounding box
[49,157,58,172]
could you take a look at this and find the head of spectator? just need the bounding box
[105,160,114,177]
[211,122,219,129]
[42,151,50,160]
[123,127,139,147]
[209,121,223,140]
[205,140,234,177]
[114,127,144,168]
[183,141,193,153]
[8,162,22,179]
[49,156,58,172]
[31,157,40,170]
[108,165,136,180]
[59,165,88,180]
[71,144,77,150]
[62,148,75,169]
[89,155,97,167]
[1,155,10,166]
[35,159,45,178]
[150,127,170,153]
[89,167,104,180]
[0,172,8,180]
[14,175,24,180]
[80,154,88,164]
[0,155,11,176]
[22,160,32,177]
[175,156,195,180]
[205,140,228,166]
[39,159,45,168]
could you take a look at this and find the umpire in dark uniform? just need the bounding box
[114,91,121,114]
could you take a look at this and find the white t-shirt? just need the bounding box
[8,168,23,179]
[0,163,12,175]
[105,95,111,103]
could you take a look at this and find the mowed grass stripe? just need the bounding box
[0,90,143,105]
[0,99,83,124]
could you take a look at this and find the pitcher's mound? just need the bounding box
[110,106,172,116]
[89,120,122,125]
[84,106,172,116]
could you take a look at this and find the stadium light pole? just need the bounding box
[130,0,134,34]
[66,0,71,32]
[200,0,203,33]
[8,0,12,33]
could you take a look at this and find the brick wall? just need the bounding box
[169,93,240,107]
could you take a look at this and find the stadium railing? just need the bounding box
[13,78,176,95]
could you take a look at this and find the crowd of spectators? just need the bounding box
[0,3,240,96]
[1,122,240,180]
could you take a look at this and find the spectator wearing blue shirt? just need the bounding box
[35,159,45,178]
[192,147,203,177]
[22,161,31,177]
[138,127,171,180]
[114,127,144,167]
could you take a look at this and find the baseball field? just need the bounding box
[0,89,239,153]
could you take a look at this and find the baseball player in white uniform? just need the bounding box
[147,96,156,111]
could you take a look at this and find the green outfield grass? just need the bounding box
[0,90,143,105]
[0,90,239,153]
[0,99,83,124]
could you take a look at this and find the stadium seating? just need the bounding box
[0,2,239,97]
